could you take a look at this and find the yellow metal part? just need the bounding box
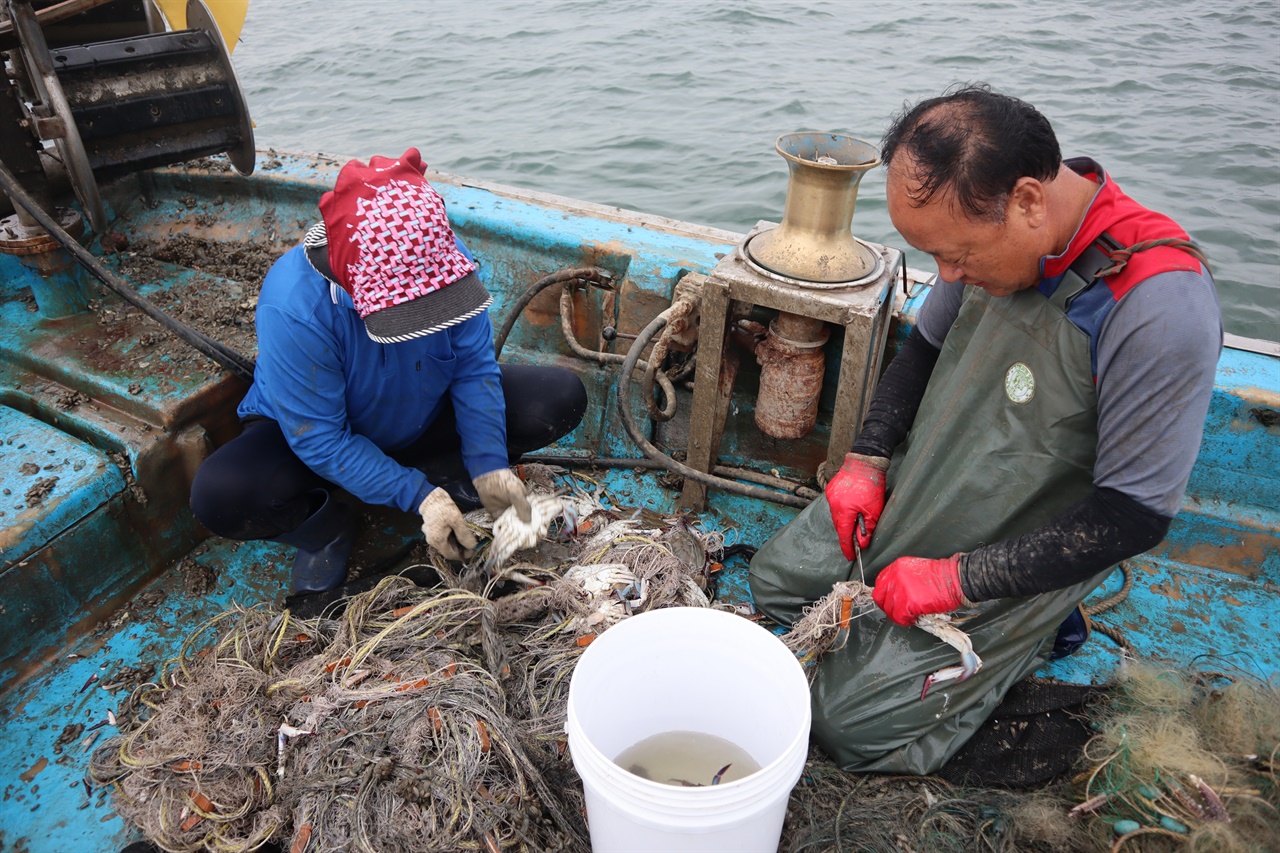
[746,132,882,284]
[155,0,248,51]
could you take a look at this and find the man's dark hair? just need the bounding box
[880,83,1062,221]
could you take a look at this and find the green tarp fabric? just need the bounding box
[751,269,1114,774]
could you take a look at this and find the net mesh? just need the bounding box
[89,468,1279,852]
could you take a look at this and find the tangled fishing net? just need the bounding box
[90,581,590,852]
[89,468,728,852]
[776,661,1279,853]
[1068,660,1279,852]
[88,466,1279,852]
[779,753,1097,853]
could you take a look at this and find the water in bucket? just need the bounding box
[616,730,763,787]
[567,607,810,853]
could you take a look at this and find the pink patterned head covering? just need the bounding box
[314,148,490,342]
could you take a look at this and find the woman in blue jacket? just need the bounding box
[190,149,586,593]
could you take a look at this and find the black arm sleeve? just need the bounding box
[849,327,942,459]
[959,487,1172,601]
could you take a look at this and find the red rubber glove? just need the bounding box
[825,452,889,561]
[872,554,967,626]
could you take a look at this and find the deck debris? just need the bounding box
[275,723,314,779]
[24,476,58,507]
[55,723,85,755]
[82,466,1279,853]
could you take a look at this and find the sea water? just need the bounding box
[232,0,1278,341]
[615,730,763,787]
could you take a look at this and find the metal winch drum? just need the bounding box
[0,0,255,233]
[0,0,255,317]
[744,132,885,287]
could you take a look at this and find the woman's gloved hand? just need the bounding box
[473,468,532,523]
[872,553,970,625]
[825,452,890,560]
[418,488,478,561]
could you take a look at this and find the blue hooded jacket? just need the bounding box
[238,244,507,512]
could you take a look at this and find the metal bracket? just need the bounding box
[678,224,903,510]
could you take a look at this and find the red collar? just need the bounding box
[1040,158,1112,279]
[1039,158,1200,290]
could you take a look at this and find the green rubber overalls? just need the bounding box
[749,257,1113,774]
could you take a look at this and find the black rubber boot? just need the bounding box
[272,489,355,594]
[1050,604,1091,660]
[436,477,483,513]
[415,457,483,512]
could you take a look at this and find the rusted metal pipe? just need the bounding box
[558,283,679,420]
[616,308,811,509]
[519,454,820,501]
[754,311,830,439]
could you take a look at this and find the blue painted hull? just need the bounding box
[1,153,1276,851]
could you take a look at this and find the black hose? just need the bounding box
[518,453,819,499]
[493,266,613,358]
[519,453,670,471]
[616,310,811,509]
[0,159,256,383]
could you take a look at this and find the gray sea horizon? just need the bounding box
[232,0,1280,341]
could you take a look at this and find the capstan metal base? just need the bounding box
[679,221,903,510]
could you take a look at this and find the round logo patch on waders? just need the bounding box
[1005,362,1035,404]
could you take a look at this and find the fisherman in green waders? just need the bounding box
[749,84,1222,774]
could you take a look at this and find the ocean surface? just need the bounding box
[230,0,1279,341]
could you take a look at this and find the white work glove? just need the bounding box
[472,468,532,523]
[418,488,478,561]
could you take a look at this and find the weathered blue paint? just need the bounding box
[1045,549,1279,684]
[1184,348,1280,513]
[0,406,124,565]
[0,538,293,853]
[0,406,131,685]
[8,253,94,319]
[1,152,1276,853]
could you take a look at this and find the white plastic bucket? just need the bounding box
[566,607,811,853]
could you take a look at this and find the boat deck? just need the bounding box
[1,154,1277,852]
[3,459,1276,851]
